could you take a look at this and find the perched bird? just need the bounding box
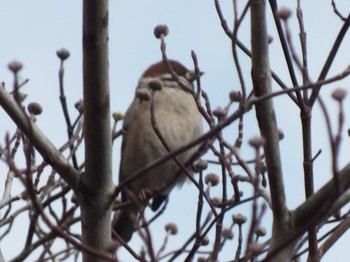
[113,60,203,242]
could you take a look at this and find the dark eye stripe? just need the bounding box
[160,76,175,81]
[159,76,195,91]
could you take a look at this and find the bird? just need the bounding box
[113,60,204,242]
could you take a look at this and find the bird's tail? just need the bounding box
[113,205,138,243]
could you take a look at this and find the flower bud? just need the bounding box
[250,242,264,255]
[222,228,234,239]
[165,223,178,235]
[249,136,265,148]
[277,7,292,20]
[232,213,247,225]
[112,112,124,121]
[154,25,169,39]
[205,173,219,186]
[201,236,209,246]
[135,89,151,101]
[194,159,208,171]
[267,35,274,44]
[56,48,70,60]
[213,107,226,119]
[148,79,163,91]
[278,129,284,140]
[75,100,84,113]
[28,102,43,115]
[332,88,347,102]
[255,226,266,237]
[17,92,28,102]
[229,91,240,102]
[8,60,23,73]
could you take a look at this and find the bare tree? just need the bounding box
[0,0,350,261]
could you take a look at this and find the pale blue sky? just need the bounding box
[0,1,350,261]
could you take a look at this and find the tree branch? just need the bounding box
[0,86,80,189]
[293,163,350,230]
[80,0,113,260]
[251,1,294,260]
[251,0,287,220]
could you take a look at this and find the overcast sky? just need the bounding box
[1,1,350,261]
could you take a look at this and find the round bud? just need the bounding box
[148,79,163,91]
[232,213,247,225]
[200,236,209,246]
[194,159,208,171]
[135,89,151,101]
[27,102,43,115]
[165,223,178,235]
[205,173,219,186]
[229,90,241,102]
[255,226,267,237]
[267,35,274,44]
[17,92,28,102]
[250,242,264,255]
[277,7,292,20]
[154,25,169,39]
[278,129,284,140]
[56,48,70,60]
[112,112,124,121]
[222,229,234,240]
[213,107,227,119]
[74,100,84,114]
[332,88,347,102]
[249,136,265,149]
[8,60,23,73]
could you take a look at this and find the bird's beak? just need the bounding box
[185,71,204,82]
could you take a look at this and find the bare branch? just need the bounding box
[0,85,80,189]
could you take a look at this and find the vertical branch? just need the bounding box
[251,0,286,218]
[269,0,300,97]
[57,49,79,170]
[231,0,251,102]
[81,0,113,261]
[251,0,294,260]
[293,1,318,259]
[301,106,319,261]
[296,0,309,102]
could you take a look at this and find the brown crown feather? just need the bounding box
[142,60,189,78]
